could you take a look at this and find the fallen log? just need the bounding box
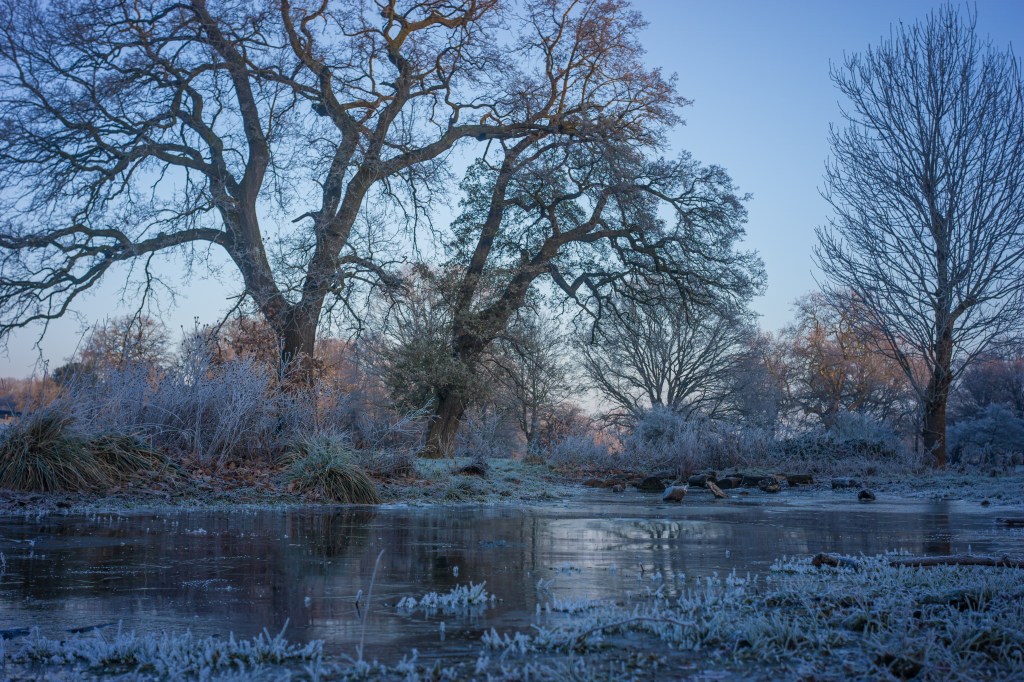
[571,616,697,649]
[0,628,30,640]
[706,480,728,499]
[811,553,862,570]
[889,555,1024,569]
[997,517,1024,527]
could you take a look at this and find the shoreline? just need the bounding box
[1,460,1020,517]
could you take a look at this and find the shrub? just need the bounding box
[62,339,427,467]
[544,434,615,470]
[281,436,381,504]
[619,407,766,475]
[773,413,922,474]
[315,386,423,477]
[320,386,425,450]
[65,344,283,464]
[949,403,1024,466]
[454,408,521,460]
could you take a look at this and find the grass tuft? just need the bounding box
[397,581,496,614]
[89,433,180,486]
[0,412,106,492]
[282,436,382,504]
[0,410,177,493]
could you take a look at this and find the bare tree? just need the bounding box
[199,316,282,369]
[76,315,171,372]
[815,6,1024,466]
[781,293,911,431]
[730,330,789,432]
[0,0,591,370]
[952,347,1024,421]
[579,292,759,424]
[494,310,577,450]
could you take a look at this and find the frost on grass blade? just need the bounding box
[396,581,497,615]
[9,622,322,678]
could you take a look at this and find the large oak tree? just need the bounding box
[0,0,629,368]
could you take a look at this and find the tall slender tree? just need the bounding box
[494,310,577,451]
[815,6,1024,466]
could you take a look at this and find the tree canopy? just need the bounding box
[0,0,687,369]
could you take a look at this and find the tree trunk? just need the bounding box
[921,392,948,468]
[278,307,319,384]
[422,388,466,459]
[922,334,954,468]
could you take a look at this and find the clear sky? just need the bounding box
[2,0,1023,377]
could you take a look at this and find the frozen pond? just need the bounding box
[0,490,1017,663]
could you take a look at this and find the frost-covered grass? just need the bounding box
[479,553,1024,680]
[382,457,571,505]
[6,553,1022,680]
[4,623,322,680]
[0,451,572,517]
[396,581,497,615]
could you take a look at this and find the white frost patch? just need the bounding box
[8,622,321,678]
[396,581,496,615]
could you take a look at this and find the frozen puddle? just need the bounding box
[0,491,1018,662]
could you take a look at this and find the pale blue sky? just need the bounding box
[2,0,1023,377]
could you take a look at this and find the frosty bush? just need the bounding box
[301,387,421,479]
[543,433,615,470]
[317,385,426,456]
[619,407,769,475]
[774,411,920,473]
[64,343,282,464]
[554,407,922,476]
[454,409,520,461]
[25,330,433,470]
[949,403,1024,466]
